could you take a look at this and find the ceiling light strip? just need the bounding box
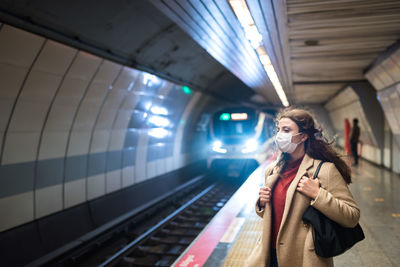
[229,0,289,107]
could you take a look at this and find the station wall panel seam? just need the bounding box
[0,36,46,165]
[2,39,78,226]
[62,60,106,209]
[99,67,136,195]
[33,50,79,218]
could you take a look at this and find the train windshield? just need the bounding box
[212,110,257,144]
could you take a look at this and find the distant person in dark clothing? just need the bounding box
[350,118,360,166]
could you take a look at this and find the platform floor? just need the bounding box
[220,160,400,267]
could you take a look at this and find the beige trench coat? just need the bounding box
[245,154,360,267]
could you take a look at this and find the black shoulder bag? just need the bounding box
[302,161,365,258]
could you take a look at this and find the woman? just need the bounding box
[246,108,360,267]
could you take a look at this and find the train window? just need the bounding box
[212,109,257,142]
[213,120,255,137]
[235,123,243,133]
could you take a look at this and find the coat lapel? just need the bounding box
[266,165,281,188]
[278,154,314,233]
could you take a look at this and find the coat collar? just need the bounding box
[278,153,314,233]
[265,168,279,189]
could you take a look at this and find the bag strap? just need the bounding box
[312,161,324,179]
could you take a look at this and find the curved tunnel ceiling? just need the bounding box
[149,0,282,105]
[0,0,271,107]
[151,0,400,105]
[1,0,399,107]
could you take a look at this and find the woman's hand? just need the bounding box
[258,186,272,208]
[296,176,320,199]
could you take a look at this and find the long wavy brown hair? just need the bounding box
[276,108,352,184]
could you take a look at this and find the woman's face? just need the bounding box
[277,117,304,144]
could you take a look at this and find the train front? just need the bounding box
[207,108,274,178]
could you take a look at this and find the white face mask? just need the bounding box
[275,132,303,153]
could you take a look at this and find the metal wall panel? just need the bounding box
[0,24,211,231]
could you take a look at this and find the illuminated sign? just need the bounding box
[231,113,248,120]
[219,113,230,121]
[182,86,192,95]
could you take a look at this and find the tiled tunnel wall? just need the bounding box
[0,24,215,232]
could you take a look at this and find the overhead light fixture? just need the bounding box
[229,0,262,49]
[229,0,289,107]
[257,47,289,107]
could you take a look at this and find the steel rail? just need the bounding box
[99,183,217,267]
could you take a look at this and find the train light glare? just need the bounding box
[212,140,227,153]
[219,113,230,121]
[231,113,248,120]
[242,139,258,153]
[213,140,222,148]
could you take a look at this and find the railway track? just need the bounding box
[99,180,239,266]
[35,175,243,267]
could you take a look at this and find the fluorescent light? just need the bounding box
[246,25,263,49]
[229,0,254,26]
[229,0,289,107]
[229,0,262,49]
[257,47,289,107]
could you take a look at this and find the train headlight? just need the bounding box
[242,139,258,153]
[212,140,227,153]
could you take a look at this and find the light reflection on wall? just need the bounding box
[147,115,170,127]
[127,81,135,91]
[148,128,170,139]
[143,73,161,86]
[151,106,168,115]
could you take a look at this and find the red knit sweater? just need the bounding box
[271,157,303,248]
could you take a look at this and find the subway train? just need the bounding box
[207,107,276,178]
